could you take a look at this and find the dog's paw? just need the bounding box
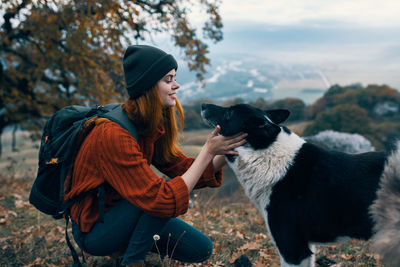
[234,255,252,267]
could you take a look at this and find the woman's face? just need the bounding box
[157,69,180,107]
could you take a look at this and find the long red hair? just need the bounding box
[123,85,184,165]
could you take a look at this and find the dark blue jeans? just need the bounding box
[72,199,212,265]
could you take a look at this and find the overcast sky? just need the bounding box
[190,0,400,90]
[219,0,400,28]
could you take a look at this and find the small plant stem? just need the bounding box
[169,230,186,266]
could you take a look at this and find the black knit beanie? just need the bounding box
[123,45,178,99]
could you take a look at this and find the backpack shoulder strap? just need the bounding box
[99,104,139,141]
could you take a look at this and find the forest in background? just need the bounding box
[183,83,400,151]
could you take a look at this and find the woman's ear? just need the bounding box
[264,109,290,124]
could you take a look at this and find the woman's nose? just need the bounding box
[172,80,180,90]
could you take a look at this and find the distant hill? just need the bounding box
[176,55,330,104]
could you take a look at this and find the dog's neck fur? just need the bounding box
[227,129,305,212]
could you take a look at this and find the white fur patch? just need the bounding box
[227,129,305,266]
[228,130,305,212]
[227,129,305,250]
[279,245,315,267]
[370,141,400,265]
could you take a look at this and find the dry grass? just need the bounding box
[180,129,211,146]
[286,121,313,136]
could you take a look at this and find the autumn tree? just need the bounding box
[0,0,223,156]
[304,104,372,136]
[182,99,213,130]
[250,97,269,110]
[222,97,245,107]
[308,83,400,119]
[266,97,307,121]
[305,83,400,150]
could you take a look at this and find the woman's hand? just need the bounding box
[181,126,247,192]
[204,125,247,156]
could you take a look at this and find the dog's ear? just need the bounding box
[264,109,290,124]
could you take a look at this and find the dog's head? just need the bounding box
[201,103,290,150]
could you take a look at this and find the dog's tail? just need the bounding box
[370,140,400,267]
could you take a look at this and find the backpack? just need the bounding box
[29,103,138,266]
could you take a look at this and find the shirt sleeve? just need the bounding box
[96,123,189,217]
[154,149,223,189]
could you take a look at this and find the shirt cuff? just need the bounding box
[200,161,223,188]
[169,176,190,216]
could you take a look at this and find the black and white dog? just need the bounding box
[201,103,400,267]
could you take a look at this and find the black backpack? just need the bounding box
[29,103,138,266]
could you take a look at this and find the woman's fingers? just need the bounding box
[206,127,247,156]
[218,134,247,154]
[226,150,239,155]
[224,133,247,147]
[230,133,248,144]
[210,125,221,137]
[233,138,248,147]
[227,140,247,151]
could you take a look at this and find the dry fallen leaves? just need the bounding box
[0,204,17,225]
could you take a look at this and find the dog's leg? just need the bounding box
[279,245,315,267]
[279,252,315,267]
[309,245,316,267]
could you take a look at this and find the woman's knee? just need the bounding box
[79,199,143,256]
[178,233,213,263]
[192,235,213,262]
[156,218,213,263]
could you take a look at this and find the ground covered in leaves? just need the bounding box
[0,146,383,266]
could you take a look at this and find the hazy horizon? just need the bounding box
[157,1,400,102]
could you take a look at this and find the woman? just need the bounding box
[65,45,247,266]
